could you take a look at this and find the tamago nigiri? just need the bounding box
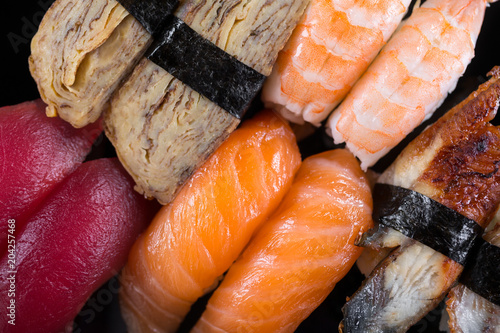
[119,110,301,333]
[29,0,154,127]
[192,149,373,333]
[104,0,308,204]
[327,0,495,169]
[262,0,413,126]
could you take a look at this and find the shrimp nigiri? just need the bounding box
[119,110,301,333]
[262,0,412,126]
[341,67,500,332]
[327,0,493,169]
[191,149,373,333]
[445,216,500,333]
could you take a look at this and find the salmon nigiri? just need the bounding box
[192,149,373,333]
[327,0,494,169]
[119,110,301,333]
[262,0,412,126]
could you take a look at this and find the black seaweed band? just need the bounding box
[145,15,266,119]
[117,0,178,36]
[460,238,500,306]
[373,183,484,265]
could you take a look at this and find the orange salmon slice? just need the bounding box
[119,109,302,333]
[192,149,374,333]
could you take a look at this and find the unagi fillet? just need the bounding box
[29,0,152,127]
[341,67,500,333]
[446,217,500,333]
[119,110,301,333]
[104,0,309,204]
[192,149,373,332]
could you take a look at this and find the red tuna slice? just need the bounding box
[0,99,102,254]
[0,158,159,333]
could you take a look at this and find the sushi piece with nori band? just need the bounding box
[369,183,483,266]
[30,0,182,128]
[104,0,310,204]
[445,217,500,332]
[30,0,158,128]
[146,15,266,119]
[340,67,500,333]
[117,0,178,36]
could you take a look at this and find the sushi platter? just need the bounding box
[1,0,500,332]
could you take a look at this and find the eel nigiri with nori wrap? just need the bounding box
[445,216,500,333]
[340,67,500,333]
[104,0,309,204]
[29,0,161,128]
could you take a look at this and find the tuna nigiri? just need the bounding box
[341,67,500,332]
[262,0,412,126]
[0,158,158,333]
[327,0,494,169]
[191,149,373,333]
[119,110,301,333]
[445,217,500,333]
[0,99,101,257]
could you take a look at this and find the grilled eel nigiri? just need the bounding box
[192,149,373,333]
[29,0,153,128]
[104,0,309,204]
[119,110,301,333]
[445,216,500,333]
[340,67,500,333]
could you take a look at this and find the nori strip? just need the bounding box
[117,0,178,36]
[146,15,267,119]
[460,238,500,306]
[372,183,484,265]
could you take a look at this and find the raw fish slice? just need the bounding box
[446,218,500,333]
[341,67,500,333]
[0,158,159,333]
[29,0,152,127]
[104,0,308,204]
[0,99,101,256]
[119,110,301,333]
[192,149,373,333]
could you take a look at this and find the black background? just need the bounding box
[1,1,499,332]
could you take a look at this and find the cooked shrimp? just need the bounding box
[327,0,492,170]
[261,0,412,126]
